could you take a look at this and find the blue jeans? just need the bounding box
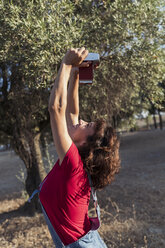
[41,203,107,248]
[28,173,107,248]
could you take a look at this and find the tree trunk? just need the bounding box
[158,110,163,130]
[153,114,157,129]
[34,133,47,180]
[146,116,150,130]
[12,126,47,212]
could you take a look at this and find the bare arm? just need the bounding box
[48,48,88,164]
[49,62,72,164]
[66,67,79,126]
[66,62,91,127]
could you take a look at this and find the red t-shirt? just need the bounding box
[39,142,91,245]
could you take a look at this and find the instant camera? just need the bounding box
[79,53,100,84]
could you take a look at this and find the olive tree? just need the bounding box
[0,0,164,211]
[0,0,83,211]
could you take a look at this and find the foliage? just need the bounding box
[0,0,164,122]
[78,0,165,124]
[0,0,164,204]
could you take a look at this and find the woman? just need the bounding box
[39,48,120,247]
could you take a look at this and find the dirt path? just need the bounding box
[0,130,165,248]
[0,150,25,201]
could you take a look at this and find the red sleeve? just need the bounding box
[57,142,82,174]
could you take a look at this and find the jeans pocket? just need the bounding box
[77,231,95,248]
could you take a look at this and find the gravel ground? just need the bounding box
[0,129,165,248]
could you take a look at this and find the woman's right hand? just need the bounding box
[62,47,88,66]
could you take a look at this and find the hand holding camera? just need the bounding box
[69,52,100,84]
[79,53,100,84]
[70,61,92,79]
[63,47,89,67]
[63,47,100,84]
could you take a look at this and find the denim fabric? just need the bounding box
[66,230,107,248]
[29,174,107,248]
[41,202,107,248]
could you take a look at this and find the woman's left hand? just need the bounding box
[70,61,91,78]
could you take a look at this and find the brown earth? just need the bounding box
[0,130,165,248]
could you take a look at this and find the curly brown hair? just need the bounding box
[78,119,120,190]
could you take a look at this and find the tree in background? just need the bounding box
[0,0,164,211]
[77,0,165,127]
[0,0,82,211]
[145,79,165,130]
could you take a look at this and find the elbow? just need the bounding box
[48,102,60,114]
[48,99,56,113]
[48,99,66,114]
[48,104,56,113]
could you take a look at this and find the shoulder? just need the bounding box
[59,142,83,171]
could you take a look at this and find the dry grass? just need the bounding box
[0,130,165,248]
[0,195,164,248]
[0,198,143,248]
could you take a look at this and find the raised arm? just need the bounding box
[66,67,79,126]
[66,62,91,127]
[48,48,88,164]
